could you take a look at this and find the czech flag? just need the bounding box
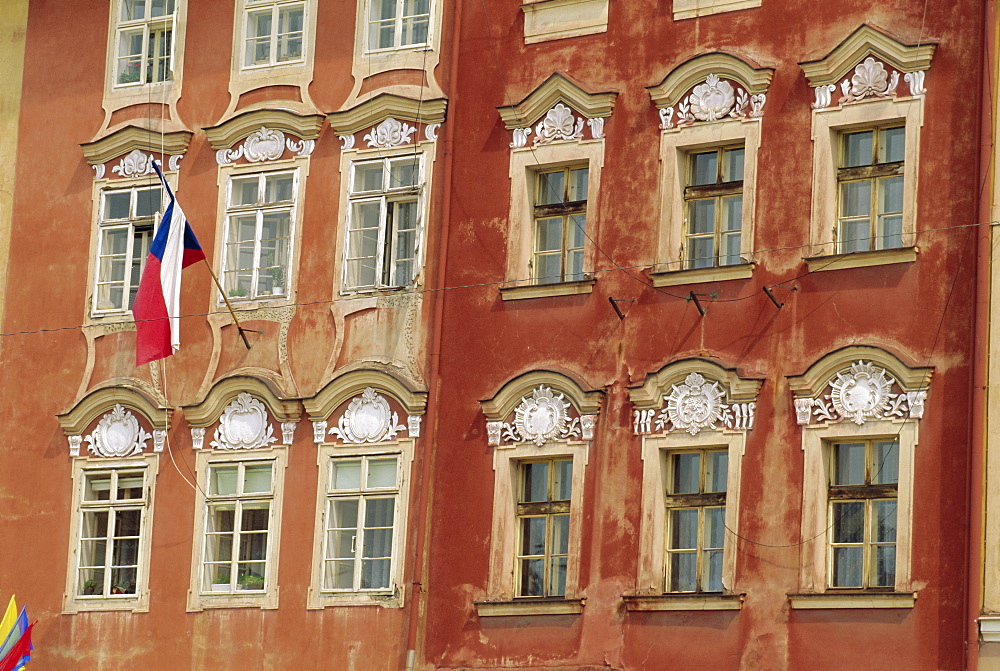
[133,161,206,366]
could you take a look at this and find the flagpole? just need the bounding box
[201,259,252,350]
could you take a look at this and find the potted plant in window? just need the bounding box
[238,573,265,591]
[82,579,99,596]
[211,572,231,592]
[265,253,285,296]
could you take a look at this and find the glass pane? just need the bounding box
[109,566,137,594]
[669,552,697,592]
[569,167,589,201]
[536,171,565,206]
[705,550,723,592]
[401,16,428,46]
[690,151,718,186]
[843,130,874,167]
[353,162,384,193]
[115,509,142,538]
[874,500,897,543]
[327,560,355,589]
[361,558,391,589]
[688,200,715,235]
[264,174,294,203]
[521,462,549,503]
[80,568,106,596]
[85,473,113,501]
[116,473,144,500]
[372,0,397,21]
[549,556,568,597]
[832,546,863,587]
[82,510,109,540]
[840,219,870,254]
[671,453,700,494]
[331,500,359,538]
[534,218,562,253]
[232,177,260,206]
[879,176,903,215]
[840,180,871,218]
[873,441,899,484]
[367,458,398,489]
[706,452,728,492]
[721,195,742,232]
[121,0,146,21]
[566,249,584,282]
[874,545,896,587]
[878,215,903,250]
[135,188,162,217]
[551,514,570,555]
[833,443,865,485]
[553,459,573,501]
[534,253,562,285]
[722,147,744,182]
[704,506,725,549]
[243,463,272,493]
[364,497,395,530]
[687,236,715,269]
[333,460,363,490]
[207,504,236,535]
[210,466,238,495]
[669,509,698,550]
[880,126,905,164]
[569,214,586,249]
[720,231,742,267]
[236,563,266,590]
[519,558,544,596]
[831,501,864,544]
[104,192,131,220]
[520,517,547,556]
[389,158,419,189]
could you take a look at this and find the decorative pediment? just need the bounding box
[328,93,448,150]
[209,392,279,450]
[58,381,169,457]
[184,375,302,428]
[788,346,931,427]
[203,107,325,157]
[84,404,155,458]
[481,370,602,448]
[799,25,935,109]
[628,359,762,437]
[213,125,316,165]
[325,387,421,445]
[647,53,773,130]
[81,124,191,180]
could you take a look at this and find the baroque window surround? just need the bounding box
[475,370,601,617]
[302,369,427,609]
[57,386,169,614]
[799,25,935,273]
[647,53,772,287]
[497,73,616,301]
[624,359,760,612]
[787,346,930,610]
[182,377,301,611]
[327,94,447,296]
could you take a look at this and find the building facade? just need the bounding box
[0,0,990,670]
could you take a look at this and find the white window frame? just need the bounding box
[111,0,177,90]
[241,0,307,70]
[363,0,432,54]
[187,447,287,611]
[342,154,424,293]
[220,168,299,303]
[308,439,415,609]
[63,455,158,614]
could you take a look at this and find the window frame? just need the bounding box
[308,439,416,609]
[187,447,287,611]
[531,165,589,285]
[682,145,745,270]
[363,0,432,54]
[112,0,177,90]
[240,0,307,71]
[342,153,424,293]
[63,455,159,614]
[515,457,573,598]
[835,125,905,254]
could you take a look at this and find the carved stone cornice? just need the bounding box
[303,367,428,421]
[480,370,602,421]
[203,108,326,150]
[183,375,303,427]
[628,358,762,409]
[787,345,932,398]
[648,52,773,109]
[497,73,616,129]
[80,125,193,166]
[799,24,936,88]
[327,93,448,135]
[57,380,170,436]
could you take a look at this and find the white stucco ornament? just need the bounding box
[689,74,736,121]
[665,373,726,436]
[794,360,927,426]
[211,392,278,450]
[364,118,416,149]
[112,149,157,178]
[839,57,899,104]
[244,126,287,162]
[84,404,151,458]
[660,74,765,129]
[534,103,585,145]
[329,387,406,444]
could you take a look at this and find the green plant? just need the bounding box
[238,573,264,589]
[265,252,285,288]
[228,287,247,299]
[213,572,231,585]
[82,579,99,595]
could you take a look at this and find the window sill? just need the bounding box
[803,246,918,273]
[500,278,596,301]
[787,591,916,610]
[62,597,148,614]
[187,589,279,612]
[673,0,762,20]
[979,615,1000,642]
[650,263,753,287]
[623,593,744,611]
[307,590,402,610]
[474,598,585,617]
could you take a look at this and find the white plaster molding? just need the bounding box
[243,126,287,162]
[153,429,166,453]
[486,421,503,447]
[191,427,205,450]
[632,372,756,437]
[587,117,604,139]
[838,57,900,104]
[68,435,82,457]
[658,108,674,130]
[363,118,416,149]
[492,386,583,447]
[216,147,241,165]
[580,414,597,440]
[111,149,157,178]
[329,387,406,444]
[286,138,315,157]
[659,74,763,129]
[92,164,106,180]
[534,103,585,145]
[793,360,927,426]
[312,420,327,444]
[812,83,838,109]
[510,127,532,148]
[424,123,441,141]
[281,421,296,445]
[83,404,151,458]
[407,415,422,438]
[904,70,927,97]
[210,392,278,450]
[167,154,184,171]
[339,134,356,150]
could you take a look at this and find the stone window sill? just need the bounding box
[787,591,916,610]
[474,598,585,617]
[623,593,744,611]
[521,0,609,44]
[650,263,753,287]
[500,278,596,301]
[979,615,1000,642]
[673,0,763,21]
[803,247,918,273]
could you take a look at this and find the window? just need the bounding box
[75,468,148,599]
[532,166,588,285]
[201,460,275,595]
[665,449,727,592]
[322,455,401,594]
[243,0,305,69]
[93,184,162,315]
[516,459,572,598]
[837,127,904,253]
[223,171,295,301]
[114,0,175,87]
[344,156,421,292]
[366,0,429,52]
[684,147,744,269]
[828,439,898,589]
